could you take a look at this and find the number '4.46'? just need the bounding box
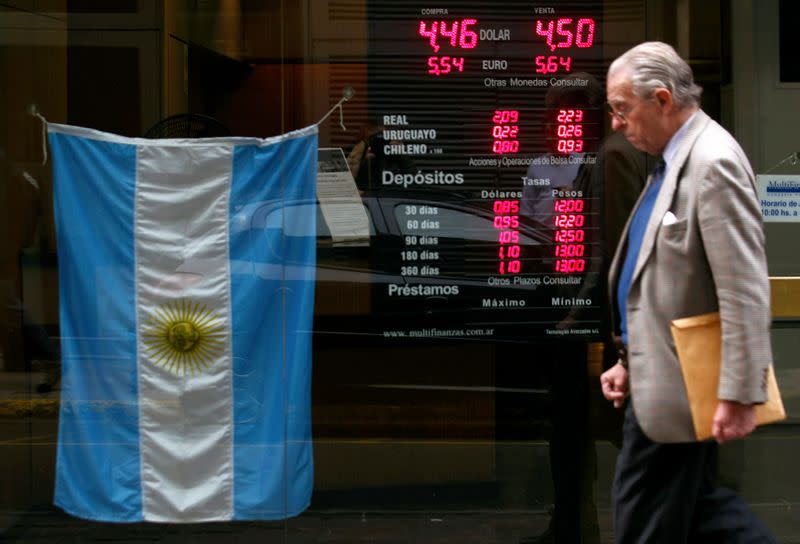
[419,19,479,52]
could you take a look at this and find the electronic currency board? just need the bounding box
[354,1,633,341]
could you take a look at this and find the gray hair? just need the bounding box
[608,42,702,108]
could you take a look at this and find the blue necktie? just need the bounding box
[650,157,666,188]
[616,157,666,344]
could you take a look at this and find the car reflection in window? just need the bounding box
[229,193,555,332]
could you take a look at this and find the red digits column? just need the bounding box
[420,18,475,76]
[553,198,586,273]
[491,110,520,154]
[493,199,521,275]
[556,108,585,154]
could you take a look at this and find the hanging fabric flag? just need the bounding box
[48,123,318,523]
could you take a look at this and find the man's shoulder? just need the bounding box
[687,114,750,168]
[692,114,741,153]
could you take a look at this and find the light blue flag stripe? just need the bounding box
[230,138,316,519]
[50,131,143,522]
[48,123,318,522]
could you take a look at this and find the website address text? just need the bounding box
[383,327,495,338]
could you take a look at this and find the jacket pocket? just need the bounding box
[659,219,688,241]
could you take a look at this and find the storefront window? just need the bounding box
[1,1,798,541]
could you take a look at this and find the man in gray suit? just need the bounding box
[599,42,776,542]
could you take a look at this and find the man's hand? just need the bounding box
[712,400,757,444]
[600,362,629,408]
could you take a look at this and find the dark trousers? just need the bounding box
[613,402,776,544]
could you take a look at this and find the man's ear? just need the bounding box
[653,88,673,111]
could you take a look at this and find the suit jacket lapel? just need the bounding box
[629,111,710,288]
[607,111,711,311]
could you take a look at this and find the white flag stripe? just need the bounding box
[135,145,234,522]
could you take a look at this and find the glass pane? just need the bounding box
[2,0,800,542]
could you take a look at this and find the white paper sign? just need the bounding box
[756,175,800,222]
[317,148,371,244]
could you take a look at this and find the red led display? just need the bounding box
[554,199,585,213]
[493,199,522,275]
[558,109,584,123]
[555,245,585,257]
[535,18,596,51]
[491,110,520,154]
[555,259,586,273]
[533,18,596,75]
[554,229,585,243]
[553,199,586,274]
[554,214,585,228]
[427,56,465,76]
[557,124,583,138]
[534,55,572,74]
[418,19,478,51]
[419,19,477,75]
[557,140,584,153]
[555,109,585,154]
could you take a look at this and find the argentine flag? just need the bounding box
[48,123,317,522]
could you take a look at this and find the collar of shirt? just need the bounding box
[661,110,699,174]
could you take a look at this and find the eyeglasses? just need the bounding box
[606,96,654,123]
[605,102,631,122]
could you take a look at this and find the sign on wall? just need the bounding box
[757,175,800,222]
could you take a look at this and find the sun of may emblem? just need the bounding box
[142,300,226,375]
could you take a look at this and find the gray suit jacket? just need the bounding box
[608,110,772,443]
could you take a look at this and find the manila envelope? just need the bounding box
[670,312,785,441]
